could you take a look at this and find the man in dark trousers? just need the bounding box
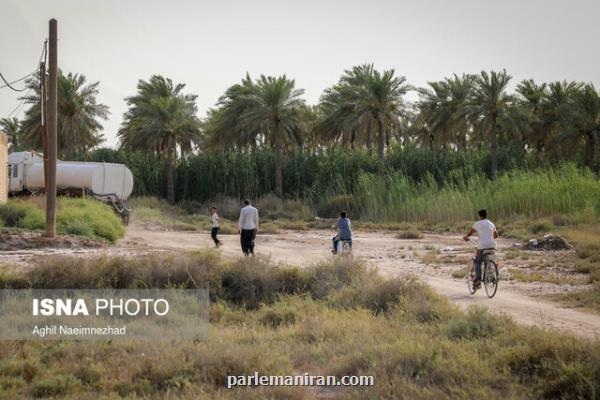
[238,200,259,256]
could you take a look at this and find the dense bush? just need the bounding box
[86,145,540,204]
[87,147,600,224]
[1,251,600,399]
[57,198,125,242]
[0,201,43,229]
[0,198,124,242]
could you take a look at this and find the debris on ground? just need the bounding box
[0,231,104,251]
[523,234,573,251]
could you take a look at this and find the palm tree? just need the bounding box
[316,65,409,174]
[467,70,515,180]
[19,71,108,158]
[516,79,548,156]
[204,74,307,197]
[0,117,21,152]
[417,74,474,150]
[555,84,600,171]
[119,75,202,204]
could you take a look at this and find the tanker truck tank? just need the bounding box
[8,152,133,223]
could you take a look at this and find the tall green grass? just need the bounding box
[85,144,535,202]
[356,164,600,223]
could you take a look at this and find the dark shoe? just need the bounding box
[473,280,481,289]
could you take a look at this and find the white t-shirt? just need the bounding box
[473,219,497,249]
[211,213,220,228]
[239,205,259,230]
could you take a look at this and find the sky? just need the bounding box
[1,0,599,148]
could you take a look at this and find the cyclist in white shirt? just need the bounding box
[463,209,499,288]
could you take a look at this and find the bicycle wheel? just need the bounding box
[483,260,499,298]
[341,241,352,257]
[467,265,476,295]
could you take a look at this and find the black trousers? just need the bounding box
[240,229,256,255]
[211,227,220,245]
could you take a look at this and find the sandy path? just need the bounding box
[123,226,600,340]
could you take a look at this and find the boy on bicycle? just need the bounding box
[332,211,352,254]
[463,209,499,288]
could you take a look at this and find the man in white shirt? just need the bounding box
[463,209,499,288]
[238,200,259,256]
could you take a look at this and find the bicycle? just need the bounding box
[466,248,499,298]
[335,239,352,256]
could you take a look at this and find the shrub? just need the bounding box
[444,307,500,340]
[0,198,125,242]
[0,201,40,227]
[396,230,424,239]
[73,364,103,385]
[19,207,45,230]
[57,198,125,242]
[29,375,78,398]
[529,219,554,234]
[316,194,359,218]
[258,302,298,328]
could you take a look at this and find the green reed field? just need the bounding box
[356,164,600,223]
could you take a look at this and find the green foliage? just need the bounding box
[316,194,359,218]
[0,198,124,242]
[57,198,124,242]
[356,164,600,223]
[29,375,79,398]
[0,201,43,229]
[19,70,108,158]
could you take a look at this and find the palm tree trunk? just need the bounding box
[165,136,176,204]
[273,122,284,197]
[490,124,498,180]
[377,120,386,176]
[490,123,499,180]
[586,131,598,172]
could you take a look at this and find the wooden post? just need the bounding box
[45,19,57,237]
[40,56,48,186]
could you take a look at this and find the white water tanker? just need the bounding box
[8,151,133,222]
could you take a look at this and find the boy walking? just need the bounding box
[210,206,222,247]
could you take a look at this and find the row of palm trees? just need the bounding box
[2,65,599,201]
[411,71,600,179]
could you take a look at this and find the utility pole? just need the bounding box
[45,19,57,237]
[40,41,48,185]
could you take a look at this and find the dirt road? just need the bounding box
[122,225,600,340]
[2,225,598,339]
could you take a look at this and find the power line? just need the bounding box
[0,72,30,92]
[6,86,33,118]
[0,70,37,89]
[0,41,48,91]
